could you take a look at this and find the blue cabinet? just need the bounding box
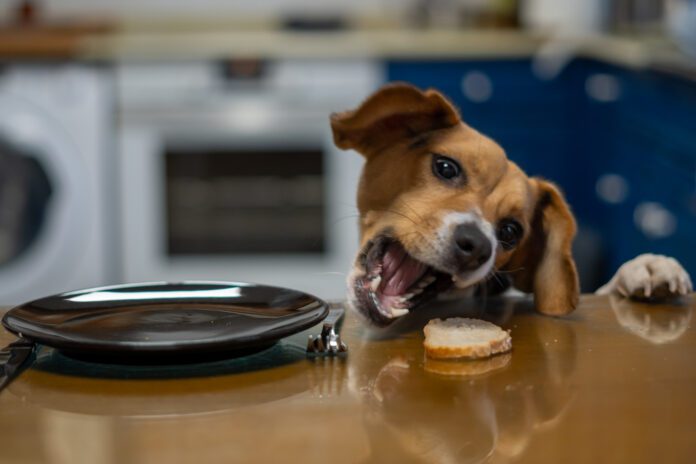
[603,66,696,275]
[387,60,573,185]
[387,58,696,287]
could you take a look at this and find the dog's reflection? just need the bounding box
[609,294,692,344]
[350,297,578,464]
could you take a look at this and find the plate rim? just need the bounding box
[2,281,330,355]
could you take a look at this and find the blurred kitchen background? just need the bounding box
[0,0,694,304]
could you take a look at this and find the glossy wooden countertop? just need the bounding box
[1,294,695,464]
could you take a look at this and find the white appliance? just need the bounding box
[521,0,608,35]
[117,59,382,300]
[0,65,115,305]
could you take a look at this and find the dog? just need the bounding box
[330,83,692,326]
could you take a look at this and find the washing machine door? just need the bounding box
[0,93,90,304]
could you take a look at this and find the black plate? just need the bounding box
[2,282,328,359]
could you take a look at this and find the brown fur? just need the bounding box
[331,83,579,316]
[502,179,579,315]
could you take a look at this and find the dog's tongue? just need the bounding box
[380,242,428,296]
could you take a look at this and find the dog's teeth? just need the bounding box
[369,276,382,292]
[391,308,409,317]
[402,293,415,300]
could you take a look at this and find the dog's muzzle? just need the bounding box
[347,213,498,326]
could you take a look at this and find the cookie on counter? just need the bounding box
[423,317,512,359]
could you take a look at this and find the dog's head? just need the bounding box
[331,83,579,326]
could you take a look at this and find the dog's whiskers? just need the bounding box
[330,214,361,227]
[398,230,427,241]
[395,199,425,223]
[495,267,526,275]
[374,208,420,227]
[315,271,348,277]
[492,272,507,288]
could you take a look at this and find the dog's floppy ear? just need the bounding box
[330,83,460,155]
[506,179,579,316]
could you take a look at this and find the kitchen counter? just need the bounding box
[1,294,695,463]
[0,23,111,59]
[1,24,694,79]
[87,28,696,77]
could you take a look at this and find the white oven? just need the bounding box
[117,59,381,299]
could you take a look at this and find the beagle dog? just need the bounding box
[330,83,692,326]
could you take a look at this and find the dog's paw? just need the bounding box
[597,254,692,301]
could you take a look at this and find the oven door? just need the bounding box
[118,99,363,299]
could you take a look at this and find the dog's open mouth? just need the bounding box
[350,236,453,326]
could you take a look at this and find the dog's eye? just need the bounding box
[432,155,462,181]
[497,220,523,250]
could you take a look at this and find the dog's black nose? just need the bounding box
[454,223,492,270]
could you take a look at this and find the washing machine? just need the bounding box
[0,65,115,305]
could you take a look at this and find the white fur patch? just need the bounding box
[438,210,498,288]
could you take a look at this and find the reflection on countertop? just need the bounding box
[609,293,692,344]
[350,296,578,463]
[1,294,695,463]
